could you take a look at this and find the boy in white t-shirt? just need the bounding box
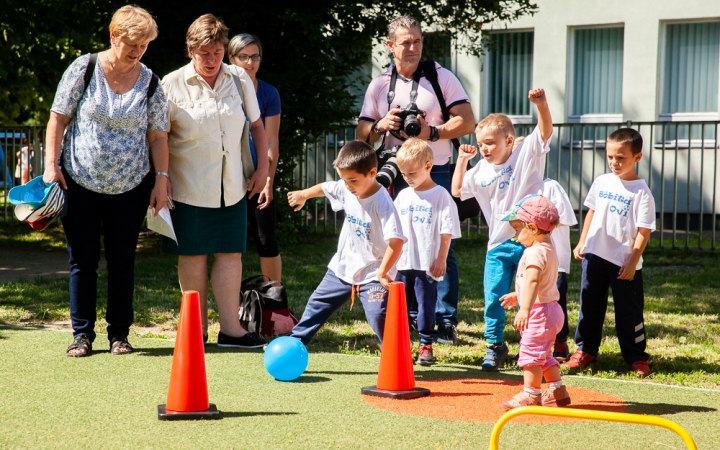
[542,178,578,362]
[566,128,656,377]
[451,88,553,371]
[287,141,406,344]
[393,138,461,365]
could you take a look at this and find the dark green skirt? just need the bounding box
[161,197,247,255]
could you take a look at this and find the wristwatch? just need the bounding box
[429,126,440,142]
[372,119,382,135]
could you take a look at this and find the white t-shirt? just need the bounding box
[394,185,462,276]
[322,181,406,284]
[359,63,470,166]
[460,126,551,250]
[582,173,656,269]
[543,178,578,273]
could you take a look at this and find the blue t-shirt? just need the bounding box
[249,79,281,167]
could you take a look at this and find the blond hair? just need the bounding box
[109,5,158,43]
[476,113,516,138]
[186,14,229,57]
[397,138,434,167]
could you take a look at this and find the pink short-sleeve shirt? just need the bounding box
[515,242,560,306]
[359,63,469,166]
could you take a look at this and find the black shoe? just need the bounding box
[436,323,457,345]
[409,317,418,334]
[217,331,266,348]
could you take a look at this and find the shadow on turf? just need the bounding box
[220,411,298,418]
[626,402,717,415]
[305,370,378,376]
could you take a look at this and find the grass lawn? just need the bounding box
[1,220,720,389]
[1,328,718,450]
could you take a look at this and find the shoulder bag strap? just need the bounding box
[83,53,97,95]
[421,61,461,151]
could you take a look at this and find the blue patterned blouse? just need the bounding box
[51,54,169,195]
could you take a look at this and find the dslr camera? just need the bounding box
[392,102,426,138]
[376,146,400,189]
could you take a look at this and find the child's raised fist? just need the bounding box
[458,144,477,159]
[528,88,547,105]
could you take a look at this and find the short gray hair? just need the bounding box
[228,33,263,58]
[388,15,422,42]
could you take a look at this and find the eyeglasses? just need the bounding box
[233,53,261,62]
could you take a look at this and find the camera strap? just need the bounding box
[386,65,421,142]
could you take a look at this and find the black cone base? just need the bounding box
[157,404,221,420]
[361,385,431,399]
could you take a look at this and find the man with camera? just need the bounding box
[357,15,474,345]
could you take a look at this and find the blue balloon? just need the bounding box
[263,336,308,381]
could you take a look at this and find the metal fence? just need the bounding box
[3,122,719,250]
[1,127,46,222]
[294,120,720,250]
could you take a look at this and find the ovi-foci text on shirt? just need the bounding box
[322,181,406,284]
[162,63,261,208]
[542,178,578,273]
[581,173,656,269]
[394,185,461,274]
[460,125,551,250]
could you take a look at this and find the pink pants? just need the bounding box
[517,301,564,370]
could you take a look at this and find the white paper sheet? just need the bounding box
[147,206,177,244]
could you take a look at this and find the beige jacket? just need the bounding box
[162,62,261,208]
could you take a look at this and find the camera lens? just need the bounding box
[376,157,399,188]
[404,115,421,137]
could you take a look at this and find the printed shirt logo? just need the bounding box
[598,190,632,217]
[400,204,433,224]
[347,214,371,240]
[367,285,387,302]
[481,165,515,190]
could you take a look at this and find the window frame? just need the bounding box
[482,28,535,125]
[566,23,626,125]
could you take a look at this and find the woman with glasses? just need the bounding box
[161,15,270,348]
[228,34,283,284]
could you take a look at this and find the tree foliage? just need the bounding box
[1,0,536,227]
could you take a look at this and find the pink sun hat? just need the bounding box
[496,194,560,232]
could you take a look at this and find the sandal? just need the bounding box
[110,337,134,355]
[66,335,92,357]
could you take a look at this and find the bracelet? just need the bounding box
[429,126,440,142]
[156,171,169,178]
[372,119,382,135]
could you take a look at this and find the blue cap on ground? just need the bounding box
[9,177,57,208]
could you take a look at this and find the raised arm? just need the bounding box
[451,144,477,197]
[528,88,553,145]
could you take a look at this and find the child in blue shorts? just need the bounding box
[452,88,553,371]
[287,140,406,344]
[393,138,461,365]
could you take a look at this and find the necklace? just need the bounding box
[105,52,136,76]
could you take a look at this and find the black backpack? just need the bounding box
[239,275,298,336]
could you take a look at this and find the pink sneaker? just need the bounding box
[541,385,571,407]
[502,390,541,410]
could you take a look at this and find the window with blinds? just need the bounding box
[484,31,534,120]
[661,22,720,119]
[570,27,624,121]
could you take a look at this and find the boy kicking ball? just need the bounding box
[393,138,461,365]
[287,140,406,345]
[498,195,571,409]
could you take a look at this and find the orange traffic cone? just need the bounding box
[158,290,220,420]
[361,281,431,399]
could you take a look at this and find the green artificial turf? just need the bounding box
[0,328,718,450]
